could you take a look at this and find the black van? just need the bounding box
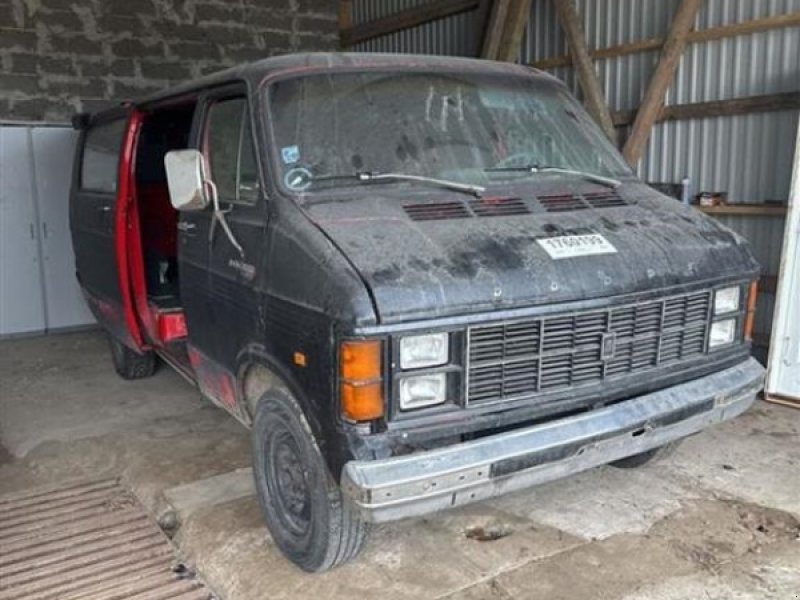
[70,52,765,572]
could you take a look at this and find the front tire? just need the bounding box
[251,389,369,572]
[108,335,156,380]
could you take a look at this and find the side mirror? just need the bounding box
[164,149,210,211]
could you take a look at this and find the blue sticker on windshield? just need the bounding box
[281,145,300,164]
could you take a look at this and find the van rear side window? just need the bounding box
[81,119,126,193]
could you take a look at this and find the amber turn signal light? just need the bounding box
[340,340,384,422]
[744,281,758,341]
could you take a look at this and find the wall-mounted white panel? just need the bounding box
[0,127,47,336]
[31,127,94,330]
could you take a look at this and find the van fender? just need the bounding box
[235,345,323,442]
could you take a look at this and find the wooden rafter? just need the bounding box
[338,0,353,49]
[531,12,800,70]
[339,0,480,48]
[481,0,533,62]
[552,0,615,140]
[473,0,495,57]
[611,92,800,128]
[697,204,788,217]
[622,0,704,165]
[482,0,511,59]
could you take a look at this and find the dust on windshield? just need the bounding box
[267,71,632,194]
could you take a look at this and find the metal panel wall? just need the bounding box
[523,0,800,203]
[352,0,482,55]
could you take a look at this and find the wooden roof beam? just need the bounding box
[481,0,534,62]
[532,12,800,70]
[622,0,704,165]
[552,0,615,140]
[340,0,480,48]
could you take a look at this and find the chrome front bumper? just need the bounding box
[341,357,765,523]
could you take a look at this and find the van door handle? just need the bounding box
[97,205,112,212]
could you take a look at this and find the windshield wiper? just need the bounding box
[485,165,621,189]
[313,171,486,197]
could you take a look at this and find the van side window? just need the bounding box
[81,118,127,193]
[205,97,259,205]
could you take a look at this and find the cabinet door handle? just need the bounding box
[30,223,35,239]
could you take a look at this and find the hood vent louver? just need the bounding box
[469,197,530,217]
[584,191,628,208]
[404,193,628,221]
[403,201,472,221]
[404,197,530,221]
[538,194,587,212]
[539,192,628,212]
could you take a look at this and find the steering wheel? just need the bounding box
[492,152,540,169]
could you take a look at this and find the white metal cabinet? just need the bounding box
[767,121,800,403]
[0,127,47,336]
[0,124,95,337]
[31,127,94,330]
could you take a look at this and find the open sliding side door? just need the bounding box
[71,107,147,351]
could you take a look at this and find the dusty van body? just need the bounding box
[69,53,765,571]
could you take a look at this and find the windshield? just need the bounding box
[267,71,632,194]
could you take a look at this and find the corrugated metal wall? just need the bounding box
[350,0,799,347]
[524,0,800,203]
[352,0,481,55]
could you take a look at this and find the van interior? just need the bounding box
[130,101,196,347]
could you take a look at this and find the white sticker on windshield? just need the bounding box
[281,145,300,164]
[537,234,617,259]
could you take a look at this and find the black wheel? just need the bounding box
[251,389,369,572]
[610,441,680,469]
[108,335,156,380]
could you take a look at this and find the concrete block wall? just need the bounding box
[0,0,338,121]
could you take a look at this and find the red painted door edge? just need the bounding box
[115,109,148,351]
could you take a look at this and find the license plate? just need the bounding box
[537,233,617,259]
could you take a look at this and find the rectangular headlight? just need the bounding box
[709,318,736,348]
[399,333,449,369]
[714,286,740,315]
[399,373,447,410]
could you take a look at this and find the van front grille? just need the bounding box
[466,290,712,405]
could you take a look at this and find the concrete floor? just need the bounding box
[1,330,798,599]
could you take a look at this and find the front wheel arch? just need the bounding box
[236,351,324,442]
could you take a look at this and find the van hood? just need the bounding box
[304,182,760,324]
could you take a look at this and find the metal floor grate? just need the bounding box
[0,479,211,600]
